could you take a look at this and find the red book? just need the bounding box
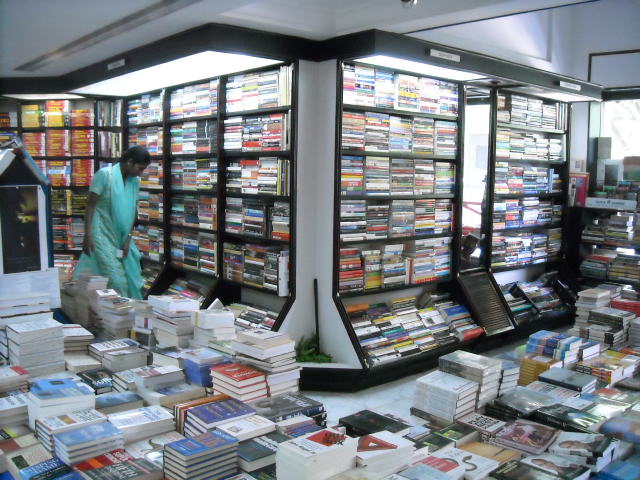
[211,363,265,387]
[73,449,133,470]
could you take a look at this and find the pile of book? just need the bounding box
[518,354,562,385]
[233,329,300,397]
[149,294,199,348]
[191,305,236,348]
[108,405,175,443]
[27,378,96,429]
[62,323,94,352]
[211,362,268,402]
[576,350,640,384]
[439,351,501,408]
[0,292,53,362]
[412,370,478,423]
[0,365,29,394]
[164,430,239,480]
[538,367,598,393]
[54,421,124,464]
[182,348,227,387]
[229,301,279,330]
[497,358,520,395]
[35,408,107,452]
[132,364,204,408]
[8,318,65,377]
[93,288,135,339]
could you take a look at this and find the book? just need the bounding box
[216,414,276,442]
[237,431,291,472]
[458,441,522,465]
[78,368,113,394]
[339,410,410,436]
[549,431,614,458]
[520,453,590,479]
[492,419,558,454]
[491,460,559,480]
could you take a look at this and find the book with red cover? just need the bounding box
[73,449,133,470]
[211,363,266,387]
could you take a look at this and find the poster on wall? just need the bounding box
[0,185,47,274]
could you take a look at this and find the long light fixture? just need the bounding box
[3,93,87,100]
[71,51,284,97]
[354,54,485,82]
[510,85,601,103]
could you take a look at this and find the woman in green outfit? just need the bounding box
[74,146,151,299]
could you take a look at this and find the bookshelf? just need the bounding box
[123,64,297,324]
[332,62,468,369]
[487,89,569,274]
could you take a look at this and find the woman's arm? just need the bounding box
[82,192,99,255]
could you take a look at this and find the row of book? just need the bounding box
[492,198,562,230]
[496,128,564,162]
[223,243,289,295]
[96,99,122,127]
[169,120,217,154]
[141,261,162,295]
[339,237,451,292]
[164,277,211,305]
[497,93,567,130]
[22,130,95,157]
[227,157,290,196]
[225,198,291,241]
[52,217,84,250]
[580,250,640,285]
[581,212,639,247]
[128,126,163,155]
[171,157,217,191]
[491,228,562,268]
[495,163,562,195]
[127,93,163,125]
[21,101,94,127]
[170,79,219,119]
[137,191,164,223]
[342,111,457,155]
[33,159,94,187]
[170,194,217,230]
[51,189,87,215]
[0,111,17,128]
[133,225,165,263]
[341,156,455,196]
[223,113,290,152]
[97,131,122,158]
[226,66,293,112]
[170,231,217,275]
[343,63,459,116]
[140,160,164,189]
[347,297,483,366]
[590,180,640,202]
[340,198,453,241]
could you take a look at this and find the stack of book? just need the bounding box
[486,386,556,421]
[191,307,236,348]
[89,338,141,362]
[62,324,94,352]
[535,403,606,433]
[26,378,96,429]
[575,350,638,384]
[0,394,29,426]
[575,288,613,326]
[538,367,598,393]
[35,408,107,453]
[548,431,615,473]
[526,330,584,365]
[64,351,102,373]
[354,431,415,477]
[182,348,227,387]
[108,405,175,443]
[95,391,144,414]
[149,295,199,348]
[216,414,276,442]
[412,370,479,423]
[497,358,520,395]
[339,410,411,437]
[7,318,65,377]
[132,364,204,407]
[0,365,29,394]
[237,430,292,472]
[518,354,562,385]
[93,289,135,339]
[233,329,300,397]
[183,396,256,437]
[164,430,239,480]
[73,448,164,478]
[275,415,322,438]
[248,393,327,426]
[53,422,124,464]
[276,428,358,480]
[101,346,148,372]
[211,362,268,402]
[439,351,501,408]
[490,419,559,455]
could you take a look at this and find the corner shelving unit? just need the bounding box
[332,61,471,371]
[487,89,570,274]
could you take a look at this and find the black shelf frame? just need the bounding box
[331,60,466,370]
[340,232,453,246]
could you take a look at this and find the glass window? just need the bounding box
[601,99,640,160]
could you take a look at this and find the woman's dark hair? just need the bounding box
[123,145,151,165]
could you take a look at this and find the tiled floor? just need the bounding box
[302,340,526,426]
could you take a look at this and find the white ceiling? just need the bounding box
[0,0,593,78]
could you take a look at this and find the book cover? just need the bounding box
[535,404,603,432]
[493,420,558,454]
[433,447,500,480]
[414,433,455,454]
[599,412,640,443]
[188,397,256,428]
[492,460,559,480]
[211,363,265,384]
[95,392,143,410]
[237,431,290,462]
[53,422,121,449]
[520,453,590,479]
[456,413,506,435]
[339,410,410,435]
[434,423,479,445]
[458,442,522,465]
[73,449,133,470]
[247,393,324,421]
[549,432,613,458]
[166,430,237,457]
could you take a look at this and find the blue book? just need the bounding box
[20,457,70,480]
[95,391,142,410]
[54,423,121,449]
[30,379,93,403]
[600,460,640,480]
[188,399,255,428]
[166,431,237,459]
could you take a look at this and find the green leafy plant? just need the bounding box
[296,333,332,363]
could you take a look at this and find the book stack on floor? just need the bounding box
[248,392,327,427]
[131,299,155,349]
[353,431,415,478]
[526,330,585,366]
[237,430,292,473]
[412,370,479,423]
[148,295,199,348]
[275,415,323,438]
[95,390,144,414]
[538,367,598,393]
[132,364,204,407]
[182,396,256,438]
[8,318,65,377]
[211,362,268,402]
[233,329,300,397]
[535,403,606,433]
[63,324,94,352]
[35,408,107,453]
[276,428,358,480]
[485,386,556,421]
[0,365,29,395]
[588,307,635,348]
[102,346,149,372]
[546,433,616,474]
[93,288,135,339]
[164,430,239,480]
[497,358,520,396]
[191,306,237,348]
[575,288,613,325]
[0,293,52,363]
[339,410,411,437]
[490,418,559,455]
[439,351,502,408]
[89,338,141,362]
[182,348,228,387]
[26,378,96,429]
[108,405,175,443]
[576,350,640,384]
[66,274,108,328]
[518,354,562,385]
[73,448,164,479]
[0,393,29,426]
[53,421,124,464]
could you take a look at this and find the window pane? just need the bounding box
[602,99,640,160]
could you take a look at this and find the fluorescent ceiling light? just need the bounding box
[355,55,485,82]
[71,51,283,97]
[510,86,600,103]
[3,93,87,100]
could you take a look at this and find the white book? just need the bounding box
[108,406,174,443]
[0,293,50,309]
[125,431,185,459]
[148,295,199,313]
[435,447,500,480]
[64,353,102,373]
[216,414,276,441]
[191,309,235,329]
[37,408,106,435]
[7,318,62,343]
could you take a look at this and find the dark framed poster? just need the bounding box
[0,185,47,274]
